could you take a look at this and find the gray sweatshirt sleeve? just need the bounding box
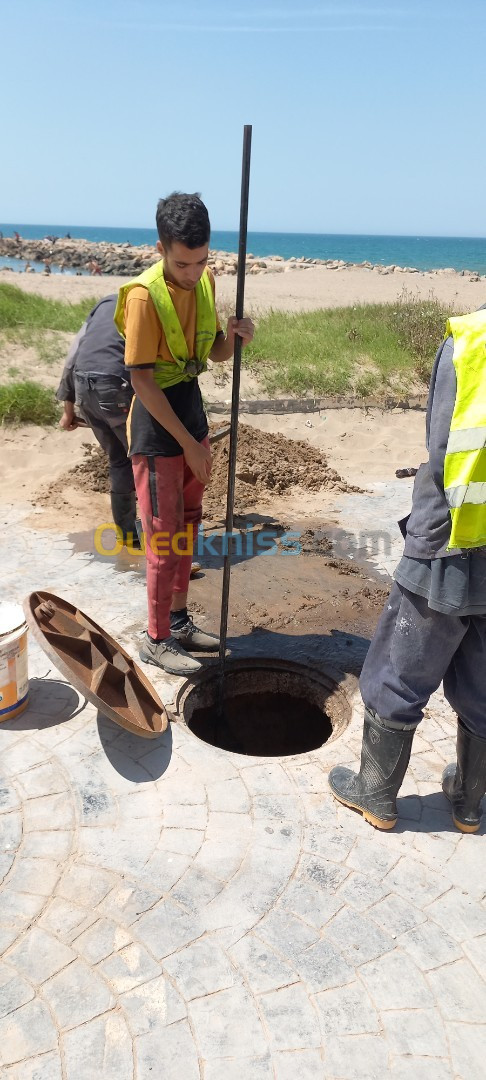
[55,321,88,403]
[427,335,456,496]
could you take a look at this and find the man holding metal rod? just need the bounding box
[115,192,254,675]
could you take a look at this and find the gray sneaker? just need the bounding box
[139,633,202,675]
[171,615,220,651]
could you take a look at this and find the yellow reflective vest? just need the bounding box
[114,261,217,391]
[443,308,486,549]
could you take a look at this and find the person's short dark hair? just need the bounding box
[156,192,210,250]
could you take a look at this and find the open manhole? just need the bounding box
[175,658,351,757]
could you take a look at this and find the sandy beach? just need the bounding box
[2,260,485,312]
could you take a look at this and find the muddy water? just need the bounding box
[68,515,389,677]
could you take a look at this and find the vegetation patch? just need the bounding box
[0,284,453,403]
[242,291,451,398]
[0,283,96,371]
[0,283,96,332]
[0,380,60,425]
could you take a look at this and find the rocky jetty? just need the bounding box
[0,235,483,280]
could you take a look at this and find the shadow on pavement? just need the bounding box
[224,626,371,679]
[395,792,486,836]
[0,677,84,730]
[97,711,173,781]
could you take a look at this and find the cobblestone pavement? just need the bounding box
[0,500,485,1079]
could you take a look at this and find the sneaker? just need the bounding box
[139,633,202,675]
[171,615,220,651]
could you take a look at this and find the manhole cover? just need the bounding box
[175,658,351,757]
[25,591,167,738]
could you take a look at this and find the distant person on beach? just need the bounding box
[65,232,71,239]
[43,259,51,275]
[88,259,102,276]
[114,191,254,675]
[13,231,20,242]
[329,304,486,835]
[24,262,34,273]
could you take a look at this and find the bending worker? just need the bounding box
[329,305,486,834]
[57,294,139,544]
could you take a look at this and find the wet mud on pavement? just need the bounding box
[68,513,389,679]
[55,423,391,677]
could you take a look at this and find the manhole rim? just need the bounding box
[173,655,354,747]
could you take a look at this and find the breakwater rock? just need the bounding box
[0,236,483,280]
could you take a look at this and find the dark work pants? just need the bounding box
[74,374,134,495]
[359,582,486,738]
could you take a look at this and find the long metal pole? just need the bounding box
[218,125,252,700]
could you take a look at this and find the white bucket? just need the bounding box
[0,603,29,721]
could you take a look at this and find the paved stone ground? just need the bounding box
[1,493,485,1080]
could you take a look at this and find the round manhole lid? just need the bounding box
[25,591,167,738]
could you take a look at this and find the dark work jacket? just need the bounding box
[56,295,127,403]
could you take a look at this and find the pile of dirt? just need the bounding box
[43,424,361,515]
[66,443,112,494]
[206,425,359,514]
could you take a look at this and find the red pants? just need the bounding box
[132,437,208,639]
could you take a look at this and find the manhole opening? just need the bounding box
[179,662,350,757]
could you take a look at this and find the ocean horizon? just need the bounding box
[1,223,486,274]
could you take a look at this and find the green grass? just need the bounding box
[0,283,97,370]
[242,292,451,398]
[0,381,60,425]
[0,283,453,403]
[0,283,96,332]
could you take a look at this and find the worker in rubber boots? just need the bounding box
[329,306,486,834]
[115,192,254,676]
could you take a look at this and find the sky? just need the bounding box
[2,0,486,236]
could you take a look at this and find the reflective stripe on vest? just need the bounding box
[443,309,486,549]
[114,261,217,391]
[446,426,486,453]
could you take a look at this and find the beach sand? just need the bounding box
[2,261,485,311]
[1,263,483,532]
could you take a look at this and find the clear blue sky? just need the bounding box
[2,1,485,235]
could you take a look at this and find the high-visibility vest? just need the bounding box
[443,308,486,549]
[114,261,217,390]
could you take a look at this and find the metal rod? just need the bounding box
[218,125,252,705]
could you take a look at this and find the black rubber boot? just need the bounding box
[328,709,417,830]
[442,718,486,833]
[110,492,140,548]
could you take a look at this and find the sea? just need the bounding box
[1,223,486,275]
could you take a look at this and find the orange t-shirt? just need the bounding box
[123,268,222,457]
[124,268,221,367]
